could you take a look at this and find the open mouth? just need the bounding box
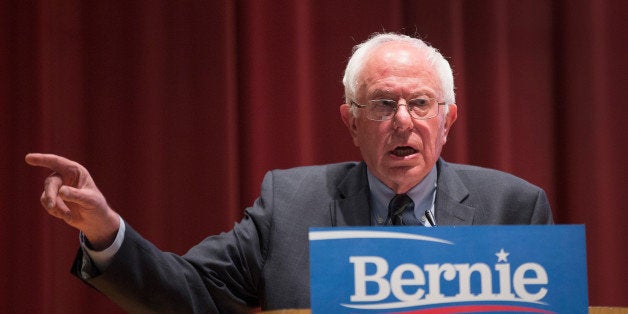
[390,146,417,157]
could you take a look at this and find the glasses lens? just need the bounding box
[368,100,397,121]
[408,98,436,119]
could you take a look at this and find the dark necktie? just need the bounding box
[388,194,421,225]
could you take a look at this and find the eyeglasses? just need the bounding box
[350,97,446,121]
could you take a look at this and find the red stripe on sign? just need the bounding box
[395,305,554,314]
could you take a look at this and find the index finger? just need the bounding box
[25,153,80,176]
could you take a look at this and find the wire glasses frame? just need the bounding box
[350,98,447,121]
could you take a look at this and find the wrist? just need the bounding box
[82,212,120,251]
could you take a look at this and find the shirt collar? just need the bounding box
[367,166,438,225]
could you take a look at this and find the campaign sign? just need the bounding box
[309,225,587,313]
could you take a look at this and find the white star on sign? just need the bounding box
[496,248,509,262]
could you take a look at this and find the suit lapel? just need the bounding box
[435,159,476,225]
[329,160,477,226]
[330,162,371,226]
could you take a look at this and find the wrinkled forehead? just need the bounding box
[357,42,442,99]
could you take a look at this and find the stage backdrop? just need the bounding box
[2,0,626,312]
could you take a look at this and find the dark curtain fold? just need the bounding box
[2,0,626,311]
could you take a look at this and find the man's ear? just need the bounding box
[442,104,458,143]
[340,104,360,147]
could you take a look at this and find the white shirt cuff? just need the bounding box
[79,217,126,272]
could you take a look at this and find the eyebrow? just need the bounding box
[368,89,394,99]
[367,89,436,100]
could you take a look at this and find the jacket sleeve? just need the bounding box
[530,188,554,224]
[71,172,276,313]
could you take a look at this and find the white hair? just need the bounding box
[342,33,455,116]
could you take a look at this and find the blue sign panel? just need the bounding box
[309,225,587,313]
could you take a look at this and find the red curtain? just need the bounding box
[2,0,626,311]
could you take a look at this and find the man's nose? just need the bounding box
[392,101,414,130]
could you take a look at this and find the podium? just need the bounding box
[261,308,627,314]
[589,308,628,314]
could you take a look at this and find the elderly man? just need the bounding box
[26,32,552,313]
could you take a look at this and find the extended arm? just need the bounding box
[26,153,269,312]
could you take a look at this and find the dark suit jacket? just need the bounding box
[73,159,553,313]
